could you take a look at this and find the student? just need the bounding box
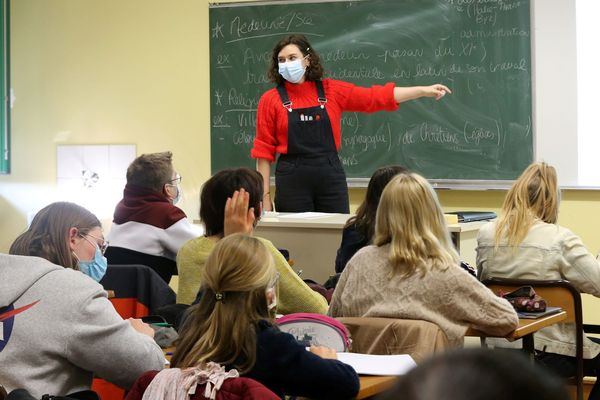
[132,234,358,399]
[252,34,451,213]
[2,202,164,397]
[176,167,328,314]
[329,173,518,347]
[477,162,600,399]
[380,348,569,400]
[106,151,202,283]
[335,165,407,273]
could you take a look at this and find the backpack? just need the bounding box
[276,313,351,352]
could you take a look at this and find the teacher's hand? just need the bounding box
[424,84,452,100]
[224,188,255,236]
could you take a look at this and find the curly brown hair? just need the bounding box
[267,34,324,85]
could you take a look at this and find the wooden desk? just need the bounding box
[357,375,397,399]
[255,213,487,282]
[465,311,567,354]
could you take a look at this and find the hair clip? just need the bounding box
[215,292,225,302]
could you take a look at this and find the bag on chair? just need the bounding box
[276,313,351,352]
[501,286,547,312]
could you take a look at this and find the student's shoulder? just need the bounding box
[179,236,215,256]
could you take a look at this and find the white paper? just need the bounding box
[278,212,331,219]
[337,353,417,376]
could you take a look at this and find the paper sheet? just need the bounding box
[337,353,417,376]
[278,212,331,219]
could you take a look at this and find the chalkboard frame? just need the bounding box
[209,0,534,189]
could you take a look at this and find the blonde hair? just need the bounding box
[495,162,559,247]
[171,234,276,373]
[374,173,459,277]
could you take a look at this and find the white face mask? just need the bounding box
[278,56,308,83]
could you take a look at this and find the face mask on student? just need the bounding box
[278,57,307,83]
[165,183,181,205]
[78,245,108,282]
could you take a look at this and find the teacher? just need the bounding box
[251,34,450,213]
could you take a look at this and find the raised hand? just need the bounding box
[224,188,255,236]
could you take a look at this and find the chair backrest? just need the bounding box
[336,317,450,363]
[99,264,176,319]
[482,277,584,400]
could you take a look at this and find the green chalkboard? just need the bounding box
[209,0,532,181]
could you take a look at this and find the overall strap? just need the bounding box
[315,80,327,109]
[276,84,293,112]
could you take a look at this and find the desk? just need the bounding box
[465,312,567,354]
[255,213,487,283]
[357,375,397,399]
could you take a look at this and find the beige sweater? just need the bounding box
[329,244,518,347]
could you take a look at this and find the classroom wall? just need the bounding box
[1,0,600,318]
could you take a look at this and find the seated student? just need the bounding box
[128,234,359,400]
[477,162,600,400]
[380,348,569,400]
[106,151,202,283]
[176,167,328,314]
[335,165,407,274]
[2,202,164,397]
[328,172,518,347]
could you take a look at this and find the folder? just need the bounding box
[445,211,497,223]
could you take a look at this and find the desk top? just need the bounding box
[465,311,567,340]
[256,212,489,232]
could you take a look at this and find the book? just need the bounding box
[445,211,497,223]
[517,306,562,319]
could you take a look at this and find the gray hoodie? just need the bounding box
[0,254,164,397]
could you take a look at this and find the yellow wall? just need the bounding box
[2,0,600,319]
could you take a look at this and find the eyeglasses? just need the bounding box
[168,175,182,185]
[80,233,109,255]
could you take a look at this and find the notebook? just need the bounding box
[445,211,497,223]
[517,306,563,319]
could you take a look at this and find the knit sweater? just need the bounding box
[251,79,399,162]
[329,244,519,347]
[176,236,328,314]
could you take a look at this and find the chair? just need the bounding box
[482,278,584,400]
[99,264,176,319]
[336,317,450,363]
[0,385,6,400]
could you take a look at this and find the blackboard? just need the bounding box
[209,0,532,182]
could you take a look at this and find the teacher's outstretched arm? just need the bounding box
[257,158,273,212]
[393,84,451,103]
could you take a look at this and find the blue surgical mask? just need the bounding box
[78,245,108,282]
[278,58,307,83]
[172,184,181,205]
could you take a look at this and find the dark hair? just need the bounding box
[380,348,569,400]
[9,202,101,270]
[126,151,174,192]
[346,165,407,240]
[267,34,324,85]
[200,168,263,237]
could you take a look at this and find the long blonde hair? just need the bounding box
[495,162,559,247]
[171,234,276,373]
[374,173,459,277]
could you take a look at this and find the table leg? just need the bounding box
[522,334,535,362]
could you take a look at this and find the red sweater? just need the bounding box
[251,78,399,162]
